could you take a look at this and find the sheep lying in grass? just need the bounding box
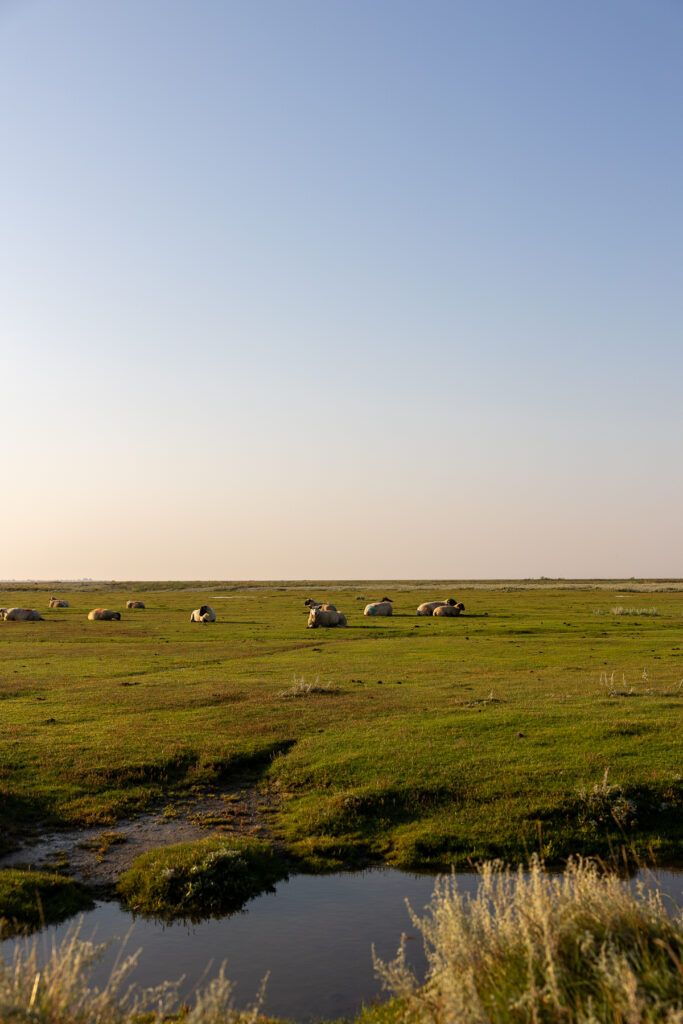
[307,606,347,628]
[4,608,43,621]
[48,598,69,608]
[304,598,337,612]
[417,599,457,615]
[126,600,145,609]
[190,605,216,623]
[88,608,121,621]
[364,597,393,616]
[433,601,466,617]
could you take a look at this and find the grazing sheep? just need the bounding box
[416,599,456,616]
[88,608,121,621]
[304,598,337,612]
[364,597,393,616]
[190,605,216,623]
[49,598,69,608]
[4,608,43,621]
[126,600,145,609]
[307,606,347,628]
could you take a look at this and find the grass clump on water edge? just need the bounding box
[0,869,94,936]
[117,836,287,921]
[0,920,268,1024]
[373,854,683,1024]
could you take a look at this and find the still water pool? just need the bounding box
[3,868,682,1022]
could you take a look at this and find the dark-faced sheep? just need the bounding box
[364,597,393,616]
[88,608,121,621]
[126,600,145,609]
[307,606,347,628]
[49,598,69,608]
[4,608,43,621]
[416,599,457,616]
[190,605,216,623]
[433,602,464,617]
[304,598,337,612]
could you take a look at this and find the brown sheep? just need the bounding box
[304,598,337,612]
[88,608,121,621]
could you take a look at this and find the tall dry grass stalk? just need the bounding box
[0,920,267,1023]
[374,855,683,1023]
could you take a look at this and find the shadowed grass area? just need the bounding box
[0,869,94,936]
[0,580,681,871]
[117,837,288,921]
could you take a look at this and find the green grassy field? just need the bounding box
[1,580,681,872]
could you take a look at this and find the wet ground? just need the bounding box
[0,780,280,893]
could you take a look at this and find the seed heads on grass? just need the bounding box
[373,854,683,1024]
[278,674,340,698]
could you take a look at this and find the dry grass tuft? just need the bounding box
[278,674,340,698]
[374,854,683,1024]
[0,920,267,1023]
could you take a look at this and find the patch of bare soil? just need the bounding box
[0,781,281,896]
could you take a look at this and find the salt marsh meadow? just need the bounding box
[1,579,681,872]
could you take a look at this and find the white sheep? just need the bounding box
[4,608,43,621]
[307,606,347,628]
[433,602,465,617]
[364,597,393,616]
[48,598,69,608]
[416,599,459,616]
[190,605,216,623]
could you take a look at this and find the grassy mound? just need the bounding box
[374,854,683,1023]
[117,836,288,920]
[0,868,94,936]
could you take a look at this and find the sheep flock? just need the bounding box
[1,595,468,627]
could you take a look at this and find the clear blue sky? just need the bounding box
[2,0,681,579]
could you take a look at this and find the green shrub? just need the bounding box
[0,868,94,936]
[117,837,287,921]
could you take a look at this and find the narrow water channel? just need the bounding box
[3,868,682,1022]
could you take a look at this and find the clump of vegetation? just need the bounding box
[278,674,339,698]
[0,920,267,1023]
[374,855,683,1024]
[78,830,128,855]
[611,606,660,616]
[0,868,94,936]
[576,767,639,832]
[117,837,287,920]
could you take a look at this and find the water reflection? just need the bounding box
[2,868,682,1023]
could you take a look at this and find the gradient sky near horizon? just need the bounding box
[2,0,682,580]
